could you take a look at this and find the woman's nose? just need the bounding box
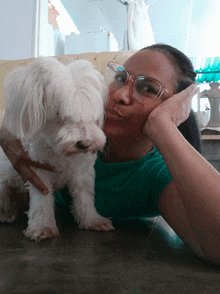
[112,81,133,105]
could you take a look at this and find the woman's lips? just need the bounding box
[105,107,129,119]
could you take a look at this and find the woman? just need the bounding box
[1,44,220,265]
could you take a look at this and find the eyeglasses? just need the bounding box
[104,62,170,104]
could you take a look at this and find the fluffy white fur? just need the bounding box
[0,57,114,241]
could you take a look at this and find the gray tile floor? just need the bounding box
[1,212,220,294]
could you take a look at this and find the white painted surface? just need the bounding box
[0,0,36,60]
[0,0,218,59]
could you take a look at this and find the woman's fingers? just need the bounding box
[19,162,50,195]
[0,128,53,194]
[172,85,199,126]
[144,84,200,136]
[186,84,200,97]
[176,84,199,101]
[27,160,56,172]
[163,84,199,124]
[1,136,54,194]
[14,158,55,194]
[5,146,55,192]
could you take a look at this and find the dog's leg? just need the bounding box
[0,184,18,223]
[0,151,25,223]
[23,169,59,241]
[68,154,114,231]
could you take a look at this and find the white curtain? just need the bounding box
[127,0,155,50]
[185,0,220,57]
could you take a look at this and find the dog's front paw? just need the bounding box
[88,218,115,231]
[23,226,59,242]
[79,216,115,231]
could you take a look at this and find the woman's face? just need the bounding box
[103,49,177,138]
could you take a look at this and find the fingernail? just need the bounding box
[42,189,49,195]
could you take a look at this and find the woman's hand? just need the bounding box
[143,84,199,137]
[0,126,55,195]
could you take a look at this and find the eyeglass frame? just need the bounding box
[105,61,171,103]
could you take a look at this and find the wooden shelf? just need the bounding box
[202,135,220,140]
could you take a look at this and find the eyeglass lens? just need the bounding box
[105,63,162,103]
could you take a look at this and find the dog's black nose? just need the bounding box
[76,141,90,150]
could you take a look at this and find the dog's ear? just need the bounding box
[3,57,69,140]
[3,63,47,140]
[66,60,107,123]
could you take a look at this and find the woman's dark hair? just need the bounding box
[140,44,197,93]
[141,44,201,153]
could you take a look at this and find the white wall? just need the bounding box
[0,0,66,59]
[62,0,127,51]
[62,0,220,56]
[62,0,193,53]
[65,31,109,54]
[0,0,37,60]
[0,0,218,60]
[184,0,220,57]
[150,0,220,57]
[149,0,192,52]
[37,0,56,57]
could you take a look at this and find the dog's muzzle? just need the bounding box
[76,140,91,150]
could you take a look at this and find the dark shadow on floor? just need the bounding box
[0,209,220,294]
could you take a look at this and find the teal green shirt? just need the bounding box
[55,148,172,221]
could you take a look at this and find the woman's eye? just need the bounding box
[115,74,126,84]
[139,83,159,96]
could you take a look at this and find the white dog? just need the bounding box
[0,57,114,241]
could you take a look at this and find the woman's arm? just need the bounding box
[143,85,220,265]
[0,126,54,194]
